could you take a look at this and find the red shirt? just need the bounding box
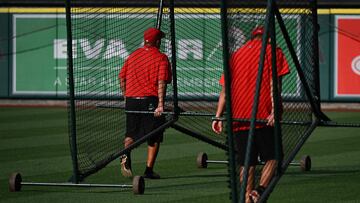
[219,39,290,131]
[119,46,171,97]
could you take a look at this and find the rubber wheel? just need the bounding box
[300,155,311,172]
[132,175,145,195]
[9,172,22,192]
[196,152,208,168]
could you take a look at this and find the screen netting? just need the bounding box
[171,2,226,149]
[67,0,321,200]
[67,2,173,179]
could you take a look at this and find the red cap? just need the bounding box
[144,27,165,43]
[251,26,264,38]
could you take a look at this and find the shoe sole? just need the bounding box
[143,173,160,179]
[120,156,133,178]
[121,166,133,177]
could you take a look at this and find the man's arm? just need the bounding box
[212,86,226,134]
[155,56,171,117]
[120,78,126,96]
[267,48,289,125]
[154,80,166,117]
[267,76,283,126]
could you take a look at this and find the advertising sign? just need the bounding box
[12,13,301,99]
[13,14,67,95]
[335,15,360,98]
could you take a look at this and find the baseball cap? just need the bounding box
[144,27,165,43]
[251,26,264,38]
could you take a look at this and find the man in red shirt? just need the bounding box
[119,27,172,179]
[212,26,290,203]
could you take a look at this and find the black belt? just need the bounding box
[128,96,157,100]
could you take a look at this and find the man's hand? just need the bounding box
[266,112,275,126]
[212,120,223,134]
[154,106,164,117]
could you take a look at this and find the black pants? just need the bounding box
[125,97,165,145]
[234,127,282,166]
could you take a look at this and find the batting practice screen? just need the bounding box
[66,0,321,202]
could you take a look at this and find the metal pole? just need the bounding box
[311,0,321,111]
[240,1,272,202]
[156,0,164,29]
[65,0,79,184]
[207,160,229,164]
[169,0,180,119]
[319,120,360,128]
[205,159,303,166]
[219,0,238,202]
[171,123,229,151]
[124,110,214,116]
[21,182,132,188]
[310,0,330,121]
[273,5,326,122]
[269,0,283,175]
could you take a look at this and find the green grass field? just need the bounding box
[0,106,359,203]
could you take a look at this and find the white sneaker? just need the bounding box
[120,155,133,178]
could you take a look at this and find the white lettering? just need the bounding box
[104,40,129,59]
[53,77,62,86]
[178,39,203,60]
[79,39,105,59]
[163,39,172,57]
[54,38,211,62]
[53,39,77,59]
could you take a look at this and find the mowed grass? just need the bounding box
[0,107,359,203]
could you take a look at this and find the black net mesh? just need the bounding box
[68,2,173,178]
[172,3,225,147]
[67,0,319,199]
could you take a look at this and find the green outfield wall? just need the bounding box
[0,8,359,101]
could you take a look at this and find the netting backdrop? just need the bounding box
[68,3,173,178]
[226,0,316,200]
[67,2,319,200]
[173,2,225,147]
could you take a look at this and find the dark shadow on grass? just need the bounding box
[285,169,360,175]
[146,179,226,191]
[160,173,228,180]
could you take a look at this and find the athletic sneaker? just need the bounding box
[120,154,132,178]
[249,186,266,203]
[143,171,160,179]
